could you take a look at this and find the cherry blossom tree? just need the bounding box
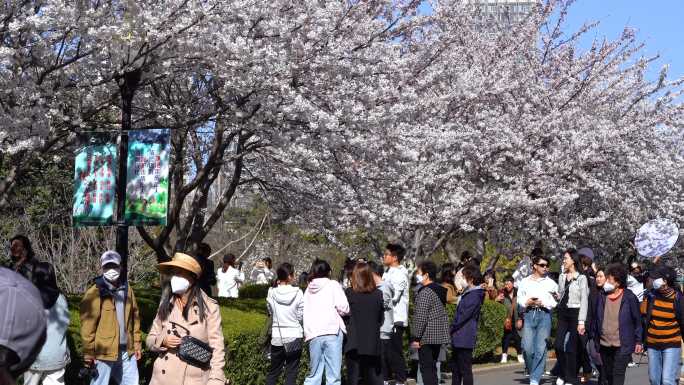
[273,0,684,261]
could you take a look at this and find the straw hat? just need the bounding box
[158,252,202,277]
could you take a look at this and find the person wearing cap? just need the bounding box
[146,253,226,385]
[80,251,142,385]
[0,267,47,385]
[23,262,71,385]
[641,265,684,385]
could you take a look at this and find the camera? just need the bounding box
[78,366,99,381]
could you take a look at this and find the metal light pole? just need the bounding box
[116,69,142,282]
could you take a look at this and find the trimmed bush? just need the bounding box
[238,283,271,299]
[473,299,507,359]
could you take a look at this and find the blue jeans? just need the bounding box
[304,331,343,385]
[91,350,138,385]
[522,310,551,385]
[648,347,681,385]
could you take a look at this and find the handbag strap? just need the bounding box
[170,321,191,336]
[270,298,285,342]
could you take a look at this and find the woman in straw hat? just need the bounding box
[146,253,226,385]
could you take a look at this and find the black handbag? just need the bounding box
[171,322,213,369]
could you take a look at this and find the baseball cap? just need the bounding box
[0,267,47,373]
[100,250,122,267]
[577,247,594,260]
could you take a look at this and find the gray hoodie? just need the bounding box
[267,285,304,342]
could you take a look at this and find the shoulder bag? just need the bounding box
[171,322,213,369]
[272,301,303,353]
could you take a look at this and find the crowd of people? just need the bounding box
[1,234,684,385]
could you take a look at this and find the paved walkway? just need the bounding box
[469,359,650,385]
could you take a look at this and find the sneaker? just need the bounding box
[518,355,525,363]
[501,353,508,363]
[556,378,565,385]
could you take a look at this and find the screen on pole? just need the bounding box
[73,134,117,226]
[124,129,170,226]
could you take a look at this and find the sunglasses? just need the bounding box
[536,263,549,268]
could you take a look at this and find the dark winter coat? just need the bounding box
[590,289,642,356]
[344,289,384,356]
[450,286,485,349]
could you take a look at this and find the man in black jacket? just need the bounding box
[410,261,450,385]
[195,243,217,296]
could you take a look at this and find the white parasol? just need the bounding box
[635,218,679,259]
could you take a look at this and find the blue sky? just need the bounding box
[418,1,683,82]
[562,0,684,81]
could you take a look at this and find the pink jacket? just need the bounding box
[303,278,350,341]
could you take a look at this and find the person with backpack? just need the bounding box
[80,251,142,385]
[23,262,71,385]
[641,265,684,385]
[303,259,350,385]
[590,263,642,385]
[450,264,485,385]
[410,261,450,385]
[266,263,304,385]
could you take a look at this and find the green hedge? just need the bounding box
[64,287,508,384]
[238,284,271,299]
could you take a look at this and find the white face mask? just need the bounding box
[603,282,616,293]
[415,274,424,284]
[171,275,191,295]
[103,269,120,283]
[653,278,665,290]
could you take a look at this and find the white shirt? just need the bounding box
[383,265,409,326]
[217,266,244,298]
[627,275,645,301]
[517,274,559,311]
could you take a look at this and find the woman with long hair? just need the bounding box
[440,263,458,305]
[146,253,226,385]
[555,249,589,385]
[266,263,304,385]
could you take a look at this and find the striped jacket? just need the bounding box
[641,289,684,349]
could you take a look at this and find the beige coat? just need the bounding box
[146,291,226,385]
